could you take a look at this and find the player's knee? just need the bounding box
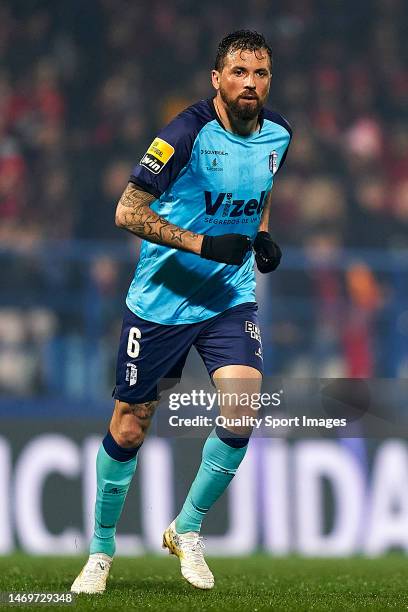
[115,415,148,447]
[115,424,145,448]
[113,401,156,447]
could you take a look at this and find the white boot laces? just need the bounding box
[181,534,206,566]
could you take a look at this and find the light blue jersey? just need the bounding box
[127,98,291,324]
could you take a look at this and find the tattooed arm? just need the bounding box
[115,182,203,254]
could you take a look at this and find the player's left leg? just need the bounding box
[163,302,263,590]
[174,365,260,531]
[163,366,261,590]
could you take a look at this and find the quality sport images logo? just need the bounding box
[204,191,266,224]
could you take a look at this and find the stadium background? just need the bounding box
[1,0,408,558]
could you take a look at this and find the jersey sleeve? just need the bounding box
[129,110,198,199]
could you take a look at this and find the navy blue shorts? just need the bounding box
[113,302,263,404]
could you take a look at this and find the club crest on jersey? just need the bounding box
[140,137,175,174]
[269,150,278,175]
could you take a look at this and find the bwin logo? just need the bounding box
[205,191,266,217]
[140,153,162,174]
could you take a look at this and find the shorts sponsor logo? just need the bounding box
[245,321,261,343]
[125,363,138,386]
[140,137,175,174]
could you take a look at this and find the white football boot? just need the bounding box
[70,553,113,594]
[162,520,214,590]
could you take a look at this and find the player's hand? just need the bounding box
[253,231,282,273]
[201,233,252,265]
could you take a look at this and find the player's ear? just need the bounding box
[211,69,220,91]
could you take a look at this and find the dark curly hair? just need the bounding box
[215,30,273,71]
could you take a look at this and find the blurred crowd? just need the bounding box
[1,0,407,246]
[1,0,408,395]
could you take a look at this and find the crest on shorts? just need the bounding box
[269,150,278,175]
[125,363,138,386]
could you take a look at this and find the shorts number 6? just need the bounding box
[127,327,141,358]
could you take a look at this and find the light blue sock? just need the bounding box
[90,432,140,557]
[175,427,249,533]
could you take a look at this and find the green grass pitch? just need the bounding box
[0,554,407,611]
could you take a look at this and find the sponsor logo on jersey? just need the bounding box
[207,157,223,172]
[269,150,278,174]
[140,137,175,174]
[200,149,228,156]
[204,191,266,221]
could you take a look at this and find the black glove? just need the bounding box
[253,231,282,273]
[201,233,251,265]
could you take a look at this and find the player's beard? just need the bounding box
[219,86,263,121]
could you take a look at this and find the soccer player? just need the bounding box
[71,29,291,594]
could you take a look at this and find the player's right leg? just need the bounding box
[71,399,157,594]
[71,305,194,594]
